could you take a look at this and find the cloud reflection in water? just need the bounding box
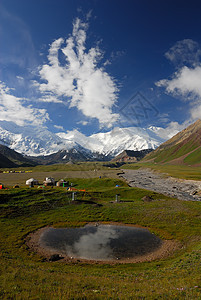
[39,224,162,261]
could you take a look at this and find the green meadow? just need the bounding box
[0,174,201,299]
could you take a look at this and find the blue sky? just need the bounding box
[1,0,201,138]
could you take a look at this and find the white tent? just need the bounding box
[26,178,39,185]
[43,177,55,186]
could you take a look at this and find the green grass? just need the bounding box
[0,176,201,299]
[66,177,128,190]
[184,147,201,165]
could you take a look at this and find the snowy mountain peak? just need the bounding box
[0,121,164,157]
[57,126,164,156]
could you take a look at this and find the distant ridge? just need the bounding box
[143,120,201,165]
[0,144,36,168]
[0,152,17,168]
[29,148,110,165]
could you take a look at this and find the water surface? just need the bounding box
[39,224,162,261]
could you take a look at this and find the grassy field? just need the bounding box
[0,175,201,299]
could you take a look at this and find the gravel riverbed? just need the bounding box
[120,168,201,201]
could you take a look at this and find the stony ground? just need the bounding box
[121,168,201,201]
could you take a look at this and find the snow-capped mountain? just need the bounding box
[0,121,70,156]
[0,121,165,157]
[57,127,164,156]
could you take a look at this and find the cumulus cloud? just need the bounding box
[156,66,201,99]
[0,81,49,126]
[156,39,201,120]
[38,18,119,128]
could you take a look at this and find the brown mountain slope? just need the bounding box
[143,119,201,165]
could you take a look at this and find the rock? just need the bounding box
[49,254,63,261]
[142,195,154,202]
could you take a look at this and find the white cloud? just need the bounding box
[0,81,49,126]
[190,104,201,120]
[156,66,201,99]
[16,76,24,80]
[156,66,201,120]
[156,39,201,121]
[38,18,119,128]
[103,59,112,66]
[86,10,93,20]
[54,124,65,131]
[38,95,64,104]
[77,120,89,126]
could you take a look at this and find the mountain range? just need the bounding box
[1,120,201,167]
[0,121,164,157]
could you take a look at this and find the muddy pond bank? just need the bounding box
[26,223,178,264]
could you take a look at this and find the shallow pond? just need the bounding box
[39,224,162,261]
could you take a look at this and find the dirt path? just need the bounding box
[120,168,201,201]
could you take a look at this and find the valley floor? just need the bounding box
[0,174,201,299]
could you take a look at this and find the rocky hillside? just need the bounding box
[112,149,153,163]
